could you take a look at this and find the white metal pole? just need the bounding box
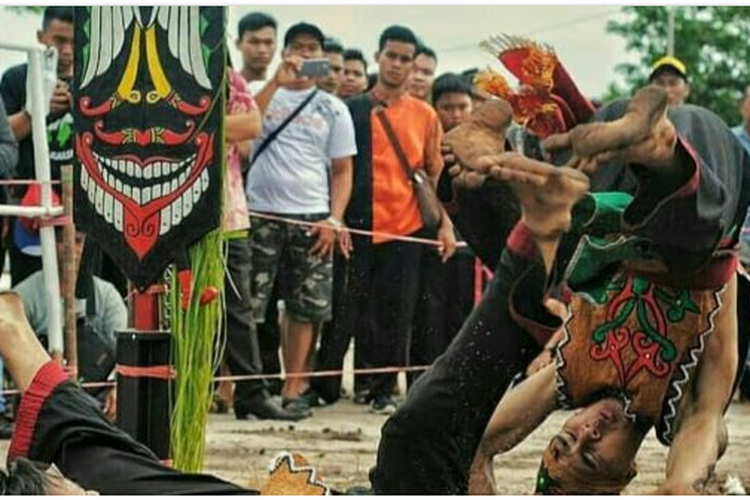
[667,7,676,56]
[27,49,65,358]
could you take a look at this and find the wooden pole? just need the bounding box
[61,164,78,377]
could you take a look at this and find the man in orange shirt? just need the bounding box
[311,25,456,414]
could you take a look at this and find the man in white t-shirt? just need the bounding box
[247,22,357,417]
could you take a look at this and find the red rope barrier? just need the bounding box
[249,211,468,248]
[0,365,432,396]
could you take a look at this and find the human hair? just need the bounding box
[42,6,73,30]
[432,72,470,104]
[343,48,368,72]
[237,12,277,39]
[416,45,438,64]
[378,25,418,53]
[0,458,49,495]
[324,37,344,55]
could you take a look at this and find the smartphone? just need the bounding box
[298,58,331,78]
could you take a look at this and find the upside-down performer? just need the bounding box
[372,42,750,494]
[1,44,748,497]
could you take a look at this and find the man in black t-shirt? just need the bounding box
[0,7,74,286]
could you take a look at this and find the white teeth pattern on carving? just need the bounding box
[171,178,178,194]
[95,184,104,214]
[88,176,96,203]
[115,179,122,193]
[154,162,162,178]
[201,170,209,192]
[132,187,141,205]
[103,191,114,223]
[192,178,201,199]
[144,165,153,179]
[143,186,152,204]
[114,198,123,232]
[182,188,193,218]
[135,165,142,179]
[162,181,170,197]
[172,196,182,226]
[179,171,187,185]
[160,206,171,235]
[81,168,89,191]
[153,184,162,199]
[123,184,132,199]
[126,161,134,177]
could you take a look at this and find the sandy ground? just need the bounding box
[0,385,748,494]
[197,397,750,495]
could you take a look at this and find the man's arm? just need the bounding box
[309,156,353,259]
[469,364,558,494]
[253,56,305,114]
[424,113,457,261]
[0,99,18,179]
[330,156,353,223]
[659,275,738,494]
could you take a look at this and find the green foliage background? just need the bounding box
[603,6,750,125]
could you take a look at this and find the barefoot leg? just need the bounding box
[543,85,677,173]
[0,293,53,392]
[479,153,590,238]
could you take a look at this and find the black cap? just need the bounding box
[284,22,325,48]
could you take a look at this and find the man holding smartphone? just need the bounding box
[1,7,75,286]
[247,22,357,418]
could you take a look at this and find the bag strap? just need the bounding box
[250,89,319,166]
[373,104,413,180]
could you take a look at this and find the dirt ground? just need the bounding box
[0,393,747,494]
[199,397,750,495]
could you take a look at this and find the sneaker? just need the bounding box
[369,395,397,415]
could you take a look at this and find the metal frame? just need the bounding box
[0,42,64,356]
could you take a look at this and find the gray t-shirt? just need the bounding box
[13,271,127,345]
[246,87,357,214]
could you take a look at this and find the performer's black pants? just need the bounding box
[224,237,268,405]
[409,244,476,386]
[11,362,253,495]
[371,239,547,494]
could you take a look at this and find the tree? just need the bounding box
[604,6,750,125]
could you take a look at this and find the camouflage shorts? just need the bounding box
[249,214,333,323]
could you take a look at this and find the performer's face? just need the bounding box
[545,398,639,487]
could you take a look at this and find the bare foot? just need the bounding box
[543,85,676,173]
[475,153,590,239]
[444,99,513,189]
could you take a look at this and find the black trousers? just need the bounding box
[371,233,552,494]
[313,232,423,401]
[409,245,476,386]
[13,362,252,495]
[223,237,267,404]
[257,282,282,391]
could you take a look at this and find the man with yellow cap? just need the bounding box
[649,55,690,107]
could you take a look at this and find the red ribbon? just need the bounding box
[115,364,175,380]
